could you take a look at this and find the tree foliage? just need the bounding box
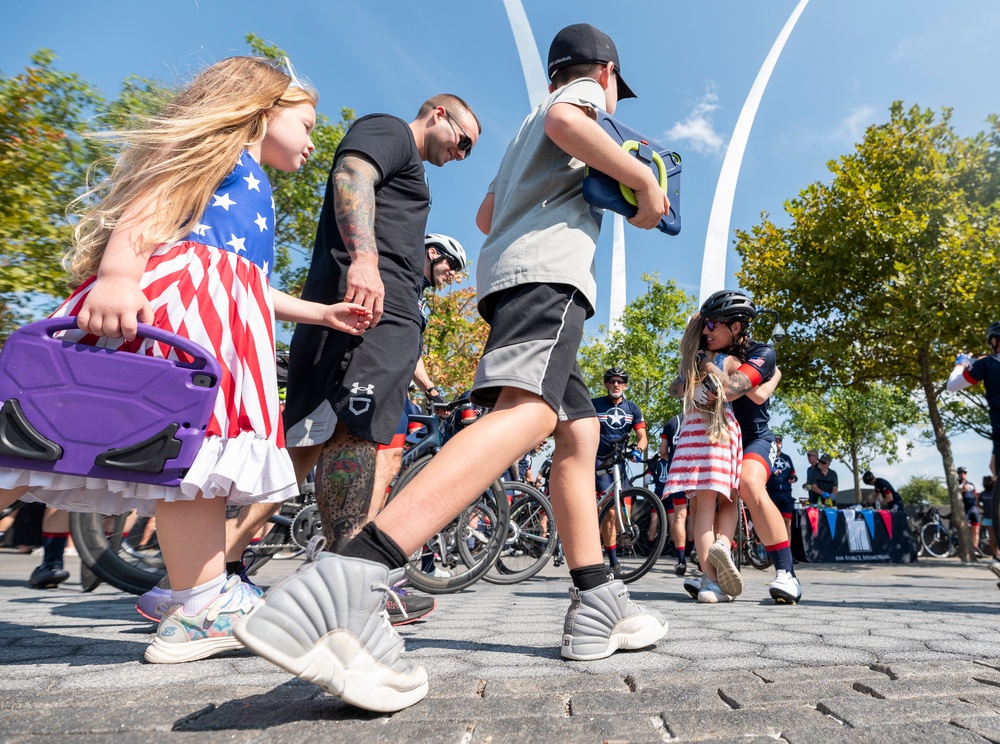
[734,101,1000,557]
[899,475,949,506]
[0,50,105,335]
[420,282,490,399]
[773,384,921,500]
[578,274,693,451]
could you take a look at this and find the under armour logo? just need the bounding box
[351,382,374,395]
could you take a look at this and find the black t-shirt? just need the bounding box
[301,114,430,322]
[731,341,776,440]
[872,477,902,510]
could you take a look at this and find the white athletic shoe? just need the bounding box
[697,579,732,604]
[768,569,802,604]
[561,580,669,661]
[707,539,744,597]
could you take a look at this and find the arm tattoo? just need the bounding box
[332,154,380,260]
[724,370,753,400]
[315,433,379,553]
[668,377,684,399]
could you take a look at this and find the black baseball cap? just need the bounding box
[547,23,637,100]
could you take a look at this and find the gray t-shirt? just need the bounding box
[476,78,606,318]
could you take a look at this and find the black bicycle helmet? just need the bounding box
[957,466,967,474]
[862,471,874,486]
[988,321,1000,343]
[700,289,757,323]
[603,367,628,383]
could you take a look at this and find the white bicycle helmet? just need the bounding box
[425,233,467,272]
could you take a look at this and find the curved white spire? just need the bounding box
[699,0,810,304]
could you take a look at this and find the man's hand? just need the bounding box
[628,448,643,463]
[955,353,973,367]
[343,254,384,326]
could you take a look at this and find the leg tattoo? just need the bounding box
[316,431,378,553]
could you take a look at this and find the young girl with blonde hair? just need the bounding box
[664,312,745,603]
[0,56,371,662]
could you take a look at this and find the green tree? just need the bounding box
[899,475,948,506]
[735,102,1000,558]
[0,50,105,337]
[578,274,692,452]
[775,384,921,500]
[421,283,490,400]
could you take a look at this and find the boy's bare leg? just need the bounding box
[546,415,604,570]
[375,388,556,556]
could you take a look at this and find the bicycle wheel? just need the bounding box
[69,511,164,595]
[387,454,510,594]
[484,484,557,585]
[598,487,667,584]
[921,521,952,558]
[742,510,773,570]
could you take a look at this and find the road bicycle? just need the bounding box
[384,397,510,594]
[733,498,772,570]
[483,481,558,585]
[596,435,667,583]
[912,503,957,558]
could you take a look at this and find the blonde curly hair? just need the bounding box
[65,56,318,283]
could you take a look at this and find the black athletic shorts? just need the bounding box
[472,283,594,421]
[283,313,421,446]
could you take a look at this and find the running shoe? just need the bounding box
[387,587,437,626]
[768,570,803,604]
[137,574,263,623]
[682,575,701,599]
[707,538,744,597]
[29,562,69,589]
[561,580,669,661]
[234,553,429,713]
[144,575,258,664]
[697,579,732,604]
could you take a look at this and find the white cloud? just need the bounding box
[665,87,727,157]
[834,106,878,143]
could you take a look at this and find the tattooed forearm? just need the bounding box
[315,432,379,553]
[668,377,684,399]
[723,370,753,401]
[332,154,380,259]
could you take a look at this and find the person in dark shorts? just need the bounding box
[766,435,797,541]
[279,95,479,553]
[236,23,671,711]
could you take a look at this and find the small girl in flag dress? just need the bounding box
[664,313,744,603]
[0,56,371,663]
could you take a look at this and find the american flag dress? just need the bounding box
[663,353,743,499]
[0,152,298,516]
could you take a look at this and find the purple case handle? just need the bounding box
[26,317,221,376]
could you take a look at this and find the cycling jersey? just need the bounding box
[766,452,796,493]
[593,395,645,457]
[872,477,903,511]
[660,413,683,470]
[731,341,776,441]
[963,353,1000,434]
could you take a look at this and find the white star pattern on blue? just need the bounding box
[212,192,237,211]
[184,151,275,278]
[606,408,627,428]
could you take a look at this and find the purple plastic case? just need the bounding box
[0,317,221,487]
[582,110,682,235]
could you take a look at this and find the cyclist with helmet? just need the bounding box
[948,323,1000,565]
[592,368,647,578]
[862,470,903,512]
[766,435,798,541]
[691,289,801,604]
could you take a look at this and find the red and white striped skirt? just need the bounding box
[663,409,742,498]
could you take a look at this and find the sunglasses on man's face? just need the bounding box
[607,379,626,386]
[445,109,473,157]
[442,254,462,271]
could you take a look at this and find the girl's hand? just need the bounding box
[76,276,153,341]
[323,302,373,335]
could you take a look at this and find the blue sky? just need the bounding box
[4,0,1000,488]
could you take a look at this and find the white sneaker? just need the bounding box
[697,579,732,604]
[768,570,802,604]
[707,539,744,597]
[561,580,669,661]
[431,566,453,579]
[682,575,701,599]
[989,558,1000,580]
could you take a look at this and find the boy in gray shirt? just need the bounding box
[236,23,671,713]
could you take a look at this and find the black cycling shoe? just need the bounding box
[609,565,626,581]
[80,562,102,592]
[674,562,687,576]
[387,590,437,626]
[30,563,70,589]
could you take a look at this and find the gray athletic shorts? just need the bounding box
[283,313,421,447]
[472,283,595,421]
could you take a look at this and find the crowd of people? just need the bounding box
[0,20,998,716]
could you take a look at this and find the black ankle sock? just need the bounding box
[570,563,610,592]
[340,522,408,570]
[225,560,242,576]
